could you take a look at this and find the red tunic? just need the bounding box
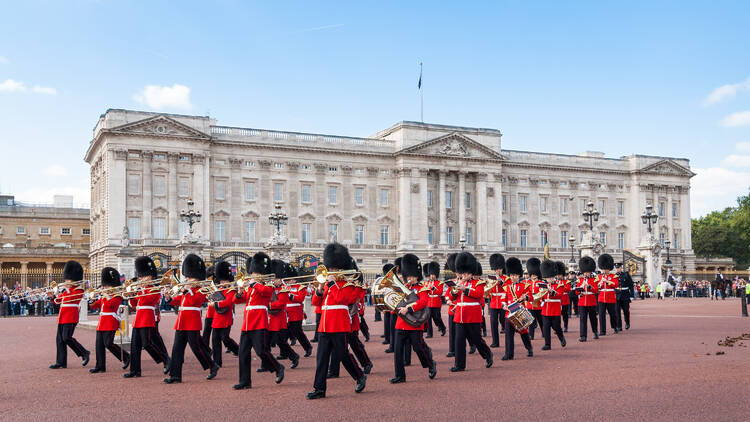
[576,276,599,307]
[525,279,544,310]
[129,286,160,328]
[597,273,619,304]
[56,287,83,325]
[503,281,530,318]
[541,281,565,317]
[395,284,429,330]
[269,287,289,331]
[445,287,458,316]
[286,285,306,322]
[169,288,207,331]
[317,280,359,333]
[211,289,237,329]
[488,275,509,309]
[454,279,485,324]
[560,279,572,306]
[426,279,444,308]
[91,296,123,331]
[235,282,274,331]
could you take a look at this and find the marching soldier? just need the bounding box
[206,261,239,379]
[307,243,367,399]
[48,261,91,369]
[487,253,508,348]
[596,254,619,335]
[201,265,216,351]
[424,261,446,339]
[540,260,566,350]
[163,254,218,384]
[381,263,395,348]
[568,269,579,316]
[615,262,634,330]
[286,267,313,357]
[386,257,403,354]
[88,267,129,373]
[576,256,599,342]
[556,261,572,332]
[233,252,285,390]
[524,258,544,340]
[124,256,170,378]
[450,252,492,372]
[267,260,300,369]
[390,254,436,383]
[444,253,458,358]
[501,257,533,360]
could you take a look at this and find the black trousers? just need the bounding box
[169,330,213,379]
[529,309,543,339]
[238,329,280,386]
[598,302,617,333]
[312,313,321,341]
[129,326,169,375]
[211,326,239,367]
[503,320,532,358]
[448,314,456,353]
[94,330,129,370]
[313,332,363,392]
[269,329,299,361]
[570,294,579,315]
[359,315,370,340]
[579,305,598,339]
[394,329,433,378]
[489,308,505,345]
[374,308,382,321]
[329,330,371,376]
[542,315,565,347]
[454,322,491,369]
[202,317,213,346]
[561,304,570,330]
[55,323,88,366]
[288,320,312,352]
[426,307,446,337]
[145,322,169,364]
[389,313,397,346]
[383,312,392,344]
[615,298,630,330]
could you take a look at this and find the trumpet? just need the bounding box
[122,269,177,300]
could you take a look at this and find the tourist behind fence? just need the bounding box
[49,260,91,369]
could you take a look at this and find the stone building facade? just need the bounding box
[84,109,696,274]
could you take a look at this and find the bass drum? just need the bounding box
[395,292,430,327]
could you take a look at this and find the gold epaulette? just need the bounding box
[419,286,431,293]
[475,279,486,287]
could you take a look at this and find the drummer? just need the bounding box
[501,257,534,361]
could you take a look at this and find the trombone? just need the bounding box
[121,269,177,300]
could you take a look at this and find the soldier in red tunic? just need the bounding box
[381,263,395,348]
[233,252,284,390]
[540,260,567,350]
[524,258,544,340]
[124,256,170,378]
[487,253,508,348]
[556,261,572,332]
[267,260,300,369]
[390,254,436,383]
[450,252,493,372]
[424,261,446,339]
[596,253,620,335]
[88,267,129,373]
[201,265,215,351]
[307,243,366,400]
[48,260,91,369]
[285,266,313,357]
[501,257,533,360]
[206,261,239,379]
[576,256,599,342]
[163,254,218,383]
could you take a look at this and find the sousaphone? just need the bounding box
[371,267,429,327]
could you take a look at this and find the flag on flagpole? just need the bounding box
[544,242,550,260]
[417,62,422,90]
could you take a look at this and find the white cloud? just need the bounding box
[720,110,750,127]
[32,85,57,95]
[691,167,750,217]
[0,78,26,92]
[43,164,68,177]
[133,84,192,110]
[736,141,750,153]
[721,154,750,168]
[15,186,90,208]
[704,77,750,105]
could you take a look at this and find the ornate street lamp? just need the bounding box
[179,198,202,236]
[664,240,672,268]
[459,237,467,251]
[582,201,600,231]
[569,235,576,264]
[641,204,658,238]
[268,202,288,238]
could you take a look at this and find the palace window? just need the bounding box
[354,225,364,244]
[179,220,188,239]
[244,182,255,201]
[301,184,312,204]
[540,196,548,214]
[329,186,338,205]
[428,226,433,244]
[502,195,507,212]
[618,232,624,249]
[355,187,364,206]
[245,221,256,242]
[273,182,284,202]
[427,190,433,208]
[39,227,50,235]
[672,202,678,217]
[301,223,311,243]
[673,231,680,249]
[600,232,607,246]
[127,174,141,195]
[445,191,453,209]
[82,228,90,236]
[214,221,226,242]
[541,230,548,247]
[446,226,454,245]
[328,224,339,242]
[520,229,527,247]
[215,180,226,200]
[519,195,527,213]
[465,193,471,209]
[561,231,568,248]
[599,199,606,215]
[659,233,665,246]
[61,227,71,235]
[178,177,190,198]
[658,202,665,217]
[502,229,507,247]
[560,197,568,215]
[153,218,166,239]
[617,200,624,217]
[380,189,389,207]
[127,217,141,239]
[466,227,473,245]
[380,226,390,245]
[153,175,166,196]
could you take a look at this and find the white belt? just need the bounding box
[99,311,122,321]
[601,289,614,292]
[428,295,440,298]
[137,306,156,311]
[60,304,79,308]
[491,293,505,297]
[179,306,201,312]
[245,305,268,311]
[582,292,595,295]
[545,299,561,303]
[322,305,349,311]
[617,287,630,290]
[456,302,480,306]
[287,303,302,308]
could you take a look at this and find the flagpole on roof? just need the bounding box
[418,61,423,123]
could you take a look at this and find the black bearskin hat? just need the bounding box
[323,243,351,271]
[598,253,615,271]
[579,256,596,273]
[555,261,567,277]
[474,262,483,277]
[206,265,215,280]
[489,253,506,272]
[135,256,157,279]
[394,257,402,273]
[506,257,524,276]
[455,252,477,274]
[382,263,394,275]
[401,254,423,280]
[269,259,287,279]
[286,263,298,278]
[100,267,121,287]
[541,260,557,279]
[445,253,457,272]
[182,254,206,280]
[425,261,440,278]
[526,257,541,278]
[214,261,233,283]
[247,252,271,275]
[63,260,84,282]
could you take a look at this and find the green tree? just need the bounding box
[692,188,750,268]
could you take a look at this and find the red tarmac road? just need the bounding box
[1,299,749,421]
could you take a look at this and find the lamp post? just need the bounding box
[582,201,600,232]
[179,198,202,238]
[664,240,672,268]
[459,237,467,251]
[641,204,658,240]
[569,235,576,264]
[268,202,288,238]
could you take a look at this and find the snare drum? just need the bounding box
[507,301,534,331]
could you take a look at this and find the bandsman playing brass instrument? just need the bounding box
[596,253,620,335]
[48,260,91,369]
[524,257,544,340]
[88,267,130,373]
[556,261,572,332]
[450,252,492,372]
[424,261,446,339]
[285,265,313,358]
[266,260,300,370]
[444,253,458,358]
[487,253,508,348]
[576,256,599,342]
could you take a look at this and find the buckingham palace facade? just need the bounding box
[84,109,696,273]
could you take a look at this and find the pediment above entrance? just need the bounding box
[108,115,211,140]
[396,133,504,161]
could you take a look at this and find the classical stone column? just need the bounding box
[458,171,467,243]
[229,158,243,240]
[476,173,488,249]
[398,168,412,248]
[168,153,178,239]
[192,154,206,239]
[680,186,692,249]
[415,169,430,248]
[494,173,504,249]
[666,187,673,247]
[439,170,447,246]
[20,261,28,289]
[142,151,153,239]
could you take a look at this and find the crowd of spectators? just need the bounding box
[1,286,60,317]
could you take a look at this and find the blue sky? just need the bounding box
[1,1,749,216]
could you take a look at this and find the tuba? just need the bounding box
[371,267,429,327]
